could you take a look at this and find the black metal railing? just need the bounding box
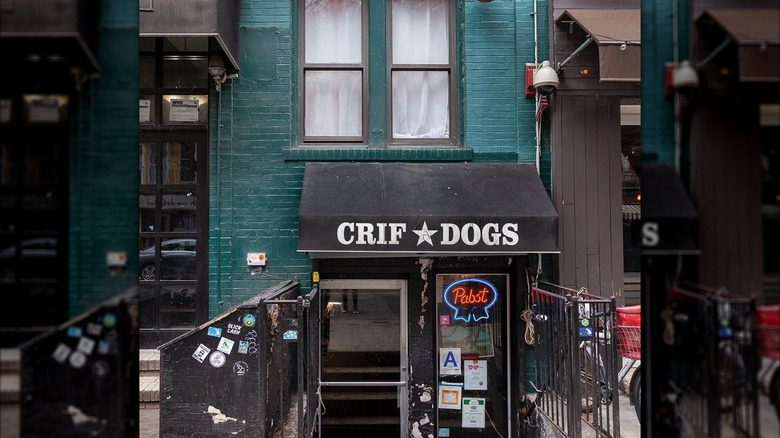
[159,280,320,438]
[530,282,619,438]
[263,285,320,438]
[668,285,758,438]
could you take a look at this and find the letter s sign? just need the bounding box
[642,222,660,247]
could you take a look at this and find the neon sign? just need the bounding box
[443,278,499,323]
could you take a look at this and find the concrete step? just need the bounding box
[139,349,160,406]
[1,349,20,404]
[0,348,161,406]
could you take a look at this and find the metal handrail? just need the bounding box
[319,380,406,387]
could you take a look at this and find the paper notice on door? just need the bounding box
[461,397,486,428]
[438,383,462,410]
[463,359,487,390]
[169,98,199,122]
[439,347,461,376]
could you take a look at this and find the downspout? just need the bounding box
[673,0,681,174]
[215,86,223,310]
[533,0,543,283]
[534,0,541,175]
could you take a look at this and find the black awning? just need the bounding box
[298,162,559,258]
[641,164,699,255]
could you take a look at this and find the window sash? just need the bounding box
[299,0,455,145]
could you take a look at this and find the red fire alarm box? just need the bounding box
[525,63,536,99]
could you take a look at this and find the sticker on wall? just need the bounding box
[461,398,486,428]
[207,326,223,338]
[209,351,227,368]
[192,344,211,363]
[237,341,249,354]
[439,348,462,376]
[438,428,451,437]
[437,383,462,410]
[66,326,83,338]
[463,359,488,390]
[227,323,241,335]
[77,337,96,355]
[283,330,298,341]
[217,337,235,355]
[86,322,103,337]
[102,313,117,328]
[242,314,256,327]
[69,351,87,369]
[52,343,72,364]
[92,360,110,378]
[97,340,111,355]
[443,278,499,323]
[233,361,249,376]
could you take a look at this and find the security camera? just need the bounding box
[672,60,699,90]
[533,60,560,96]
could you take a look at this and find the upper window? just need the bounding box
[299,0,456,145]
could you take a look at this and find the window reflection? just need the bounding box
[162,142,197,184]
[139,238,196,281]
[161,285,196,327]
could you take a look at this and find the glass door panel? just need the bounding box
[319,279,408,438]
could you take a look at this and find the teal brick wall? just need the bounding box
[209,0,551,316]
[68,0,140,316]
[641,0,689,164]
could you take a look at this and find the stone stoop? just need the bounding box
[139,349,160,408]
[0,348,20,405]
[2,348,160,408]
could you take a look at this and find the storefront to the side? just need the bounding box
[298,162,559,438]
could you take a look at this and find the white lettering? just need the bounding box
[355,223,376,245]
[482,223,500,246]
[642,222,660,247]
[388,223,406,244]
[376,223,387,245]
[440,223,460,245]
[337,222,405,245]
[502,223,519,246]
[462,223,481,246]
[337,223,354,245]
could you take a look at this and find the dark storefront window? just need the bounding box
[139,37,209,347]
[0,94,69,344]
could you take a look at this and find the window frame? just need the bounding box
[296,0,460,148]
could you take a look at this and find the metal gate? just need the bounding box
[530,282,619,438]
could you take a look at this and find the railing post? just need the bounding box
[610,296,621,438]
[568,295,582,437]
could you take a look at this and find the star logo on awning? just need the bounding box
[412,221,438,246]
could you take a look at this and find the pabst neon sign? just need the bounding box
[443,278,499,323]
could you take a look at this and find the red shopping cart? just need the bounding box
[615,305,642,421]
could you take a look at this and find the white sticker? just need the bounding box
[209,351,227,368]
[69,351,87,369]
[192,344,211,363]
[217,337,235,355]
[233,361,249,376]
[86,322,102,336]
[52,343,72,364]
[77,337,96,355]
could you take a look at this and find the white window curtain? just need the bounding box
[304,0,363,138]
[391,0,449,139]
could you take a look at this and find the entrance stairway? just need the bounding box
[319,351,400,436]
[0,348,161,409]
